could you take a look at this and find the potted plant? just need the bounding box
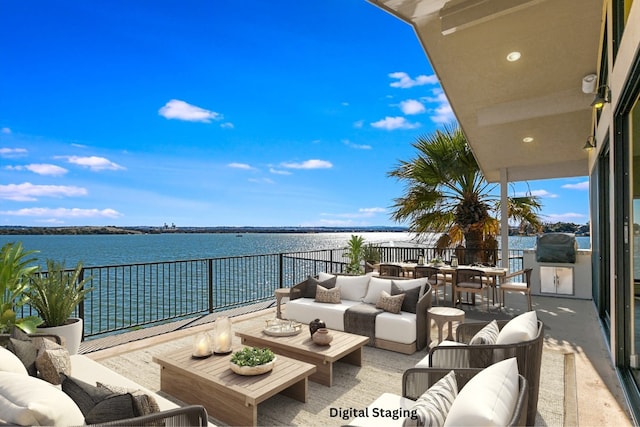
[27,259,93,354]
[362,244,381,264]
[344,235,365,274]
[0,242,42,335]
[229,347,276,375]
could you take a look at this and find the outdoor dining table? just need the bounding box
[384,262,509,306]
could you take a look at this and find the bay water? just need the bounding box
[0,232,591,268]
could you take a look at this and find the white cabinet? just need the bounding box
[540,266,573,295]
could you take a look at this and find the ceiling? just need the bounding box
[368,0,605,183]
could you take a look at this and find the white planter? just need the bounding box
[37,317,83,355]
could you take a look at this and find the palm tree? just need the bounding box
[388,125,542,264]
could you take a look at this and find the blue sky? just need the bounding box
[0,0,590,228]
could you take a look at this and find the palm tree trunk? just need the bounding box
[463,228,484,264]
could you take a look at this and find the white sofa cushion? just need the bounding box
[285,298,361,331]
[376,311,417,345]
[363,277,394,304]
[496,311,538,344]
[336,275,371,301]
[0,346,29,375]
[349,392,415,427]
[0,371,85,426]
[427,340,470,368]
[443,357,519,426]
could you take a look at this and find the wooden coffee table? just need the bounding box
[153,345,316,426]
[236,326,369,386]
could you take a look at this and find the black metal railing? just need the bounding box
[19,246,523,340]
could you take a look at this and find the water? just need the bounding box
[0,232,591,267]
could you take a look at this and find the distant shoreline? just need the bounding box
[0,225,410,236]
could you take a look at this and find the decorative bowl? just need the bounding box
[230,358,276,376]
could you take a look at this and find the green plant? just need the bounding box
[344,235,366,274]
[0,242,42,333]
[230,347,275,367]
[27,259,93,327]
[362,244,381,263]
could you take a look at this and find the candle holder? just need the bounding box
[214,316,233,355]
[191,332,213,358]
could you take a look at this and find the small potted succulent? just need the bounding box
[229,347,276,376]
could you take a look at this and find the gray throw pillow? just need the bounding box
[61,375,136,424]
[305,275,337,299]
[391,282,421,313]
[7,329,37,376]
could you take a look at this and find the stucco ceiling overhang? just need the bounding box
[369,0,604,183]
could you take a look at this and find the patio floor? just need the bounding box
[83,292,633,426]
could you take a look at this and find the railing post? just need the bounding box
[279,253,284,288]
[78,267,85,341]
[207,259,214,313]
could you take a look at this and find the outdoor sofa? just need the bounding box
[349,357,528,426]
[0,333,209,426]
[286,272,432,354]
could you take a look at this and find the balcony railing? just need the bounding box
[18,246,523,340]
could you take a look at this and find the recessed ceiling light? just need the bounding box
[507,51,521,62]
[522,137,534,143]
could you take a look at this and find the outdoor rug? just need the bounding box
[96,311,576,426]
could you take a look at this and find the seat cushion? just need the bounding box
[285,298,360,330]
[443,358,520,426]
[349,392,415,427]
[0,371,85,426]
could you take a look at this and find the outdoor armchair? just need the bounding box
[501,268,533,311]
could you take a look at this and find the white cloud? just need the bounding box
[158,99,222,123]
[424,89,455,124]
[228,162,253,170]
[0,207,122,219]
[399,99,426,115]
[0,182,87,201]
[353,120,364,129]
[269,168,291,175]
[359,207,386,215]
[248,177,275,184]
[320,207,386,219]
[7,163,68,176]
[60,155,125,171]
[371,116,420,130]
[281,159,333,169]
[1,128,11,134]
[516,189,558,198]
[562,181,589,190]
[343,140,371,150]
[543,212,587,222]
[389,72,438,88]
[0,147,28,158]
[220,122,234,129]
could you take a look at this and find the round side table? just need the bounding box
[274,288,290,319]
[428,306,465,345]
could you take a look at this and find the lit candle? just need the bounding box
[217,332,230,352]
[192,333,212,357]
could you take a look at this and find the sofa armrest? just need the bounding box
[87,405,209,426]
[289,278,308,300]
[415,283,432,351]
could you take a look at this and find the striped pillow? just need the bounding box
[469,320,499,345]
[403,370,458,427]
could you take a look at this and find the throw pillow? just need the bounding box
[391,281,421,314]
[363,277,393,304]
[468,320,499,368]
[469,320,499,345]
[0,346,29,375]
[305,275,337,298]
[97,382,161,417]
[496,311,538,344]
[6,332,37,377]
[376,290,405,314]
[61,375,136,424]
[0,371,85,426]
[315,285,341,304]
[336,275,371,301]
[403,370,458,427]
[443,358,520,427]
[36,338,71,385]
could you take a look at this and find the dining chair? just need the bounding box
[453,268,490,309]
[500,268,533,311]
[378,263,402,277]
[414,266,445,305]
